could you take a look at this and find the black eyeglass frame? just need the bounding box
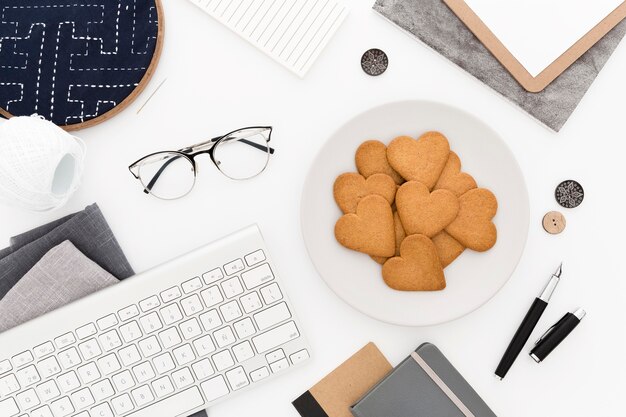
[129,126,275,199]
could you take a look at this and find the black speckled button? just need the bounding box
[361,48,388,76]
[555,180,584,208]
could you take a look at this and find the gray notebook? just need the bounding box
[351,343,496,417]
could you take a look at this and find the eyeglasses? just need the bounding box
[129,126,274,200]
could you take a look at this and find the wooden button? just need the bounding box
[543,211,566,234]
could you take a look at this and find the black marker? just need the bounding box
[495,263,563,380]
[530,308,585,363]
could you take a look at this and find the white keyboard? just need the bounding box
[0,225,310,417]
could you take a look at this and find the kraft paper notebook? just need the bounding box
[351,343,497,417]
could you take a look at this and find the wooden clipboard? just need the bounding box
[444,0,626,92]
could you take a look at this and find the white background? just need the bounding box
[1,1,625,416]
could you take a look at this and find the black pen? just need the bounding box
[495,263,563,380]
[530,307,586,363]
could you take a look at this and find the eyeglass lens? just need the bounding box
[138,152,195,200]
[213,128,271,180]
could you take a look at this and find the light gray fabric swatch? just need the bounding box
[373,0,626,131]
[0,240,118,332]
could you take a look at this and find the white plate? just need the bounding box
[301,101,529,326]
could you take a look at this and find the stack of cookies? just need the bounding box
[333,132,498,291]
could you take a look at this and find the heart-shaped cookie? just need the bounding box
[335,195,395,257]
[333,173,397,214]
[382,234,446,291]
[396,181,459,237]
[355,140,404,184]
[371,211,406,264]
[434,151,477,197]
[431,231,465,268]
[445,188,497,252]
[386,132,450,189]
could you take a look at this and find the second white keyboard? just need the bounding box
[0,225,310,417]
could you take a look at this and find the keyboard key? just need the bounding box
[270,358,290,373]
[0,374,19,396]
[139,312,163,334]
[249,366,270,382]
[131,385,154,407]
[50,396,74,417]
[139,296,160,313]
[225,366,249,390]
[219,300,242,322]
[240,292,262,313]
[200,375,230,402]
[111,393,134,414]
[172,367,195,389]
[202,268,224,285]
[16,388,40,410]
[221,277,244,298]
[160,286,182,303]
[57,371,80,392]
[182,277,203,294]
[191,359,214,381]
[181,295,204,316]
[254,302,291,331]
[98,330,122,352]
[213,327,236,348]
[118,305,140,322]
[158,327,182,350]
[96,354,121,376]
[199,310,222,331]
[91,403,113,417]
[132,362,156,384]
[233,317,256,339]
[77,362,100,384]
[211,351,234,372]
[244,249,266,266]
[260,282,283,304]
[112,370,136,391]
[151,376,174,398]
[200,286,223,308]
[92,380,115,401]
[160,304,183,326]
[180,318,202,340]
[241,264,274,289]
[138,336,162,358]
[37,357,61,379]
[117,345,141,367]
[224,259,245,276]
[36,380,60,402]
[126,387,204,417]
[290,349,310,365]
[172,345,195,366]
[0,360,12,376]
[31,405,53,417]
[12,351,33,367]
[78,339,101,360]
[96,314,118,331]
[119,321,143,343]
[153,353,175,374]
[0,398,19,417]
[265,349,285,364]
[16,364,40,387]
[54,333,76,350]
[58,348,81,369]
[75,324,97,340]
[232,341,254,363]
[70,388,94,410]
[74,411,89,417]
[192,335,216,357]
[252,321,300,353]
[34,342,55,358]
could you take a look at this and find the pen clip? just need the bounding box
[534,313,569,345]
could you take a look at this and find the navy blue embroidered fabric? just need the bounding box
[0,0,159,126]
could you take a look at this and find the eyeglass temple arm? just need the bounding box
[189,136,275,154]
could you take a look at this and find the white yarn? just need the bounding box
[0,115,86,211]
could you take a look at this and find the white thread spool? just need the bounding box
[0,115,86,211]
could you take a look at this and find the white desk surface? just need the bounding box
[1,1,624,416]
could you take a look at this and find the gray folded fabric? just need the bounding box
[0,203,134,299]
[373,0,626,131]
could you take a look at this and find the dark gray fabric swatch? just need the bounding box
[373,0,626,131]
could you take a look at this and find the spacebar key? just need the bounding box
[127,387,204,417]
[252,321,300,353]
